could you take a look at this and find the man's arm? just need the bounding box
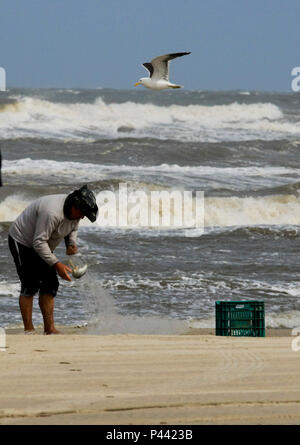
[32,212,72,281]
[66,244,78,255]
[32,212,60,267]
[64,226,79,255]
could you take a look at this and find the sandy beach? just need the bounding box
[1,328,300,425]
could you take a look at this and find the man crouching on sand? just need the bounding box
[8,185,98,335]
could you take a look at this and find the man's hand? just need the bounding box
[54,262,72,281]
[66,244,78,255]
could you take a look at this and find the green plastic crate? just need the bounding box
[215,301,265,337]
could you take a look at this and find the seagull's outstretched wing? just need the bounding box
[142,62,154,78]
[143,52,191,80]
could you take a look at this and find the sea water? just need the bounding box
[0,88,300,331]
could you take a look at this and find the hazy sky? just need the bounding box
[0,0,299,91]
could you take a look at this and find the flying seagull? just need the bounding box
[134,52,191,90]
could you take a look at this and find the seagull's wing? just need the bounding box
[150,52,191,81]
[142,62,154,78]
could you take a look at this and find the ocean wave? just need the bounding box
[4,158,300,181]
[2,190,300,230]
[92,193,300,230]
[204,195,300,227]
[0,95,298,142]
[3,159,300,227]
[0,195,32,223]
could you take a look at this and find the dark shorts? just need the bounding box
[8,235,59,297]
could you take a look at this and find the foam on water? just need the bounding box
[265,311,300,328]
[3,158,300,228]
[0,96,298,142]
[0,195,31,222]
[0,281,19,298]
[95,193,300,229]
[204,195,300,227]
[4,158,300,182]
[2,189,300,229]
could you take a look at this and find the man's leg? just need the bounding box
[8,236,37,334]
[19,295,35,333]
[38,294,60,334]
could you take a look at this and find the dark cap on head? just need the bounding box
[64,184,98,222]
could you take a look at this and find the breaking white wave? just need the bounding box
[2,158,300,228]
[2,191,300,229]
[3,158,300,188]
[0,195,32,223]
[0,96,298,142]
[204,195,300,227]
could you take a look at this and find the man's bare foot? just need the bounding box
[44,328,61,335]
[24,329,36,335]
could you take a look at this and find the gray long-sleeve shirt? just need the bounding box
[9,194,79,266]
